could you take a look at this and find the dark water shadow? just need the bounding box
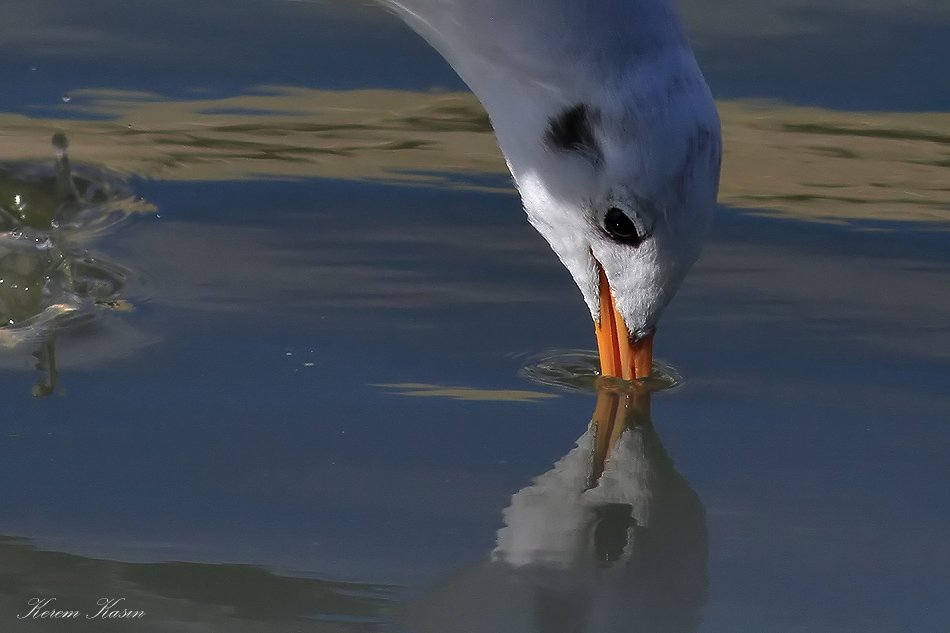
[0,535,397,632]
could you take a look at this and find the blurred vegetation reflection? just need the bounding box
[6,87,948,226]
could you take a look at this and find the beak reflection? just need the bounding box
[589,383,652,487]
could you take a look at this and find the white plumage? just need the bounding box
[382,0,721,374]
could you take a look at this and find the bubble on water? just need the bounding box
[517,348,684,394]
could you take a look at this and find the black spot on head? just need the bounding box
[545,104,601,162]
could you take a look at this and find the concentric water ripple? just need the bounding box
[517,348,685,394]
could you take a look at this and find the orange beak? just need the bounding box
[593,264,654,380]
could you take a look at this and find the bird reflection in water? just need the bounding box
[0,133,148,395]
[408,383,707,633]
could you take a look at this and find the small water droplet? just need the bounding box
[52,132,68,151]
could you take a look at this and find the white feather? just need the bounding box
[382,0,721,333]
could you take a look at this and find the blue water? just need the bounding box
[0,1,947,631]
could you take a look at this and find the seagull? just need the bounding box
[381,0,722,379]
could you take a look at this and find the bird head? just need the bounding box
[500,63,721,380]
[382,0,719,380]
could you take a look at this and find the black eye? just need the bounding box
[604,207,645,246]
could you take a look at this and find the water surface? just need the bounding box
[0,1,947,632]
